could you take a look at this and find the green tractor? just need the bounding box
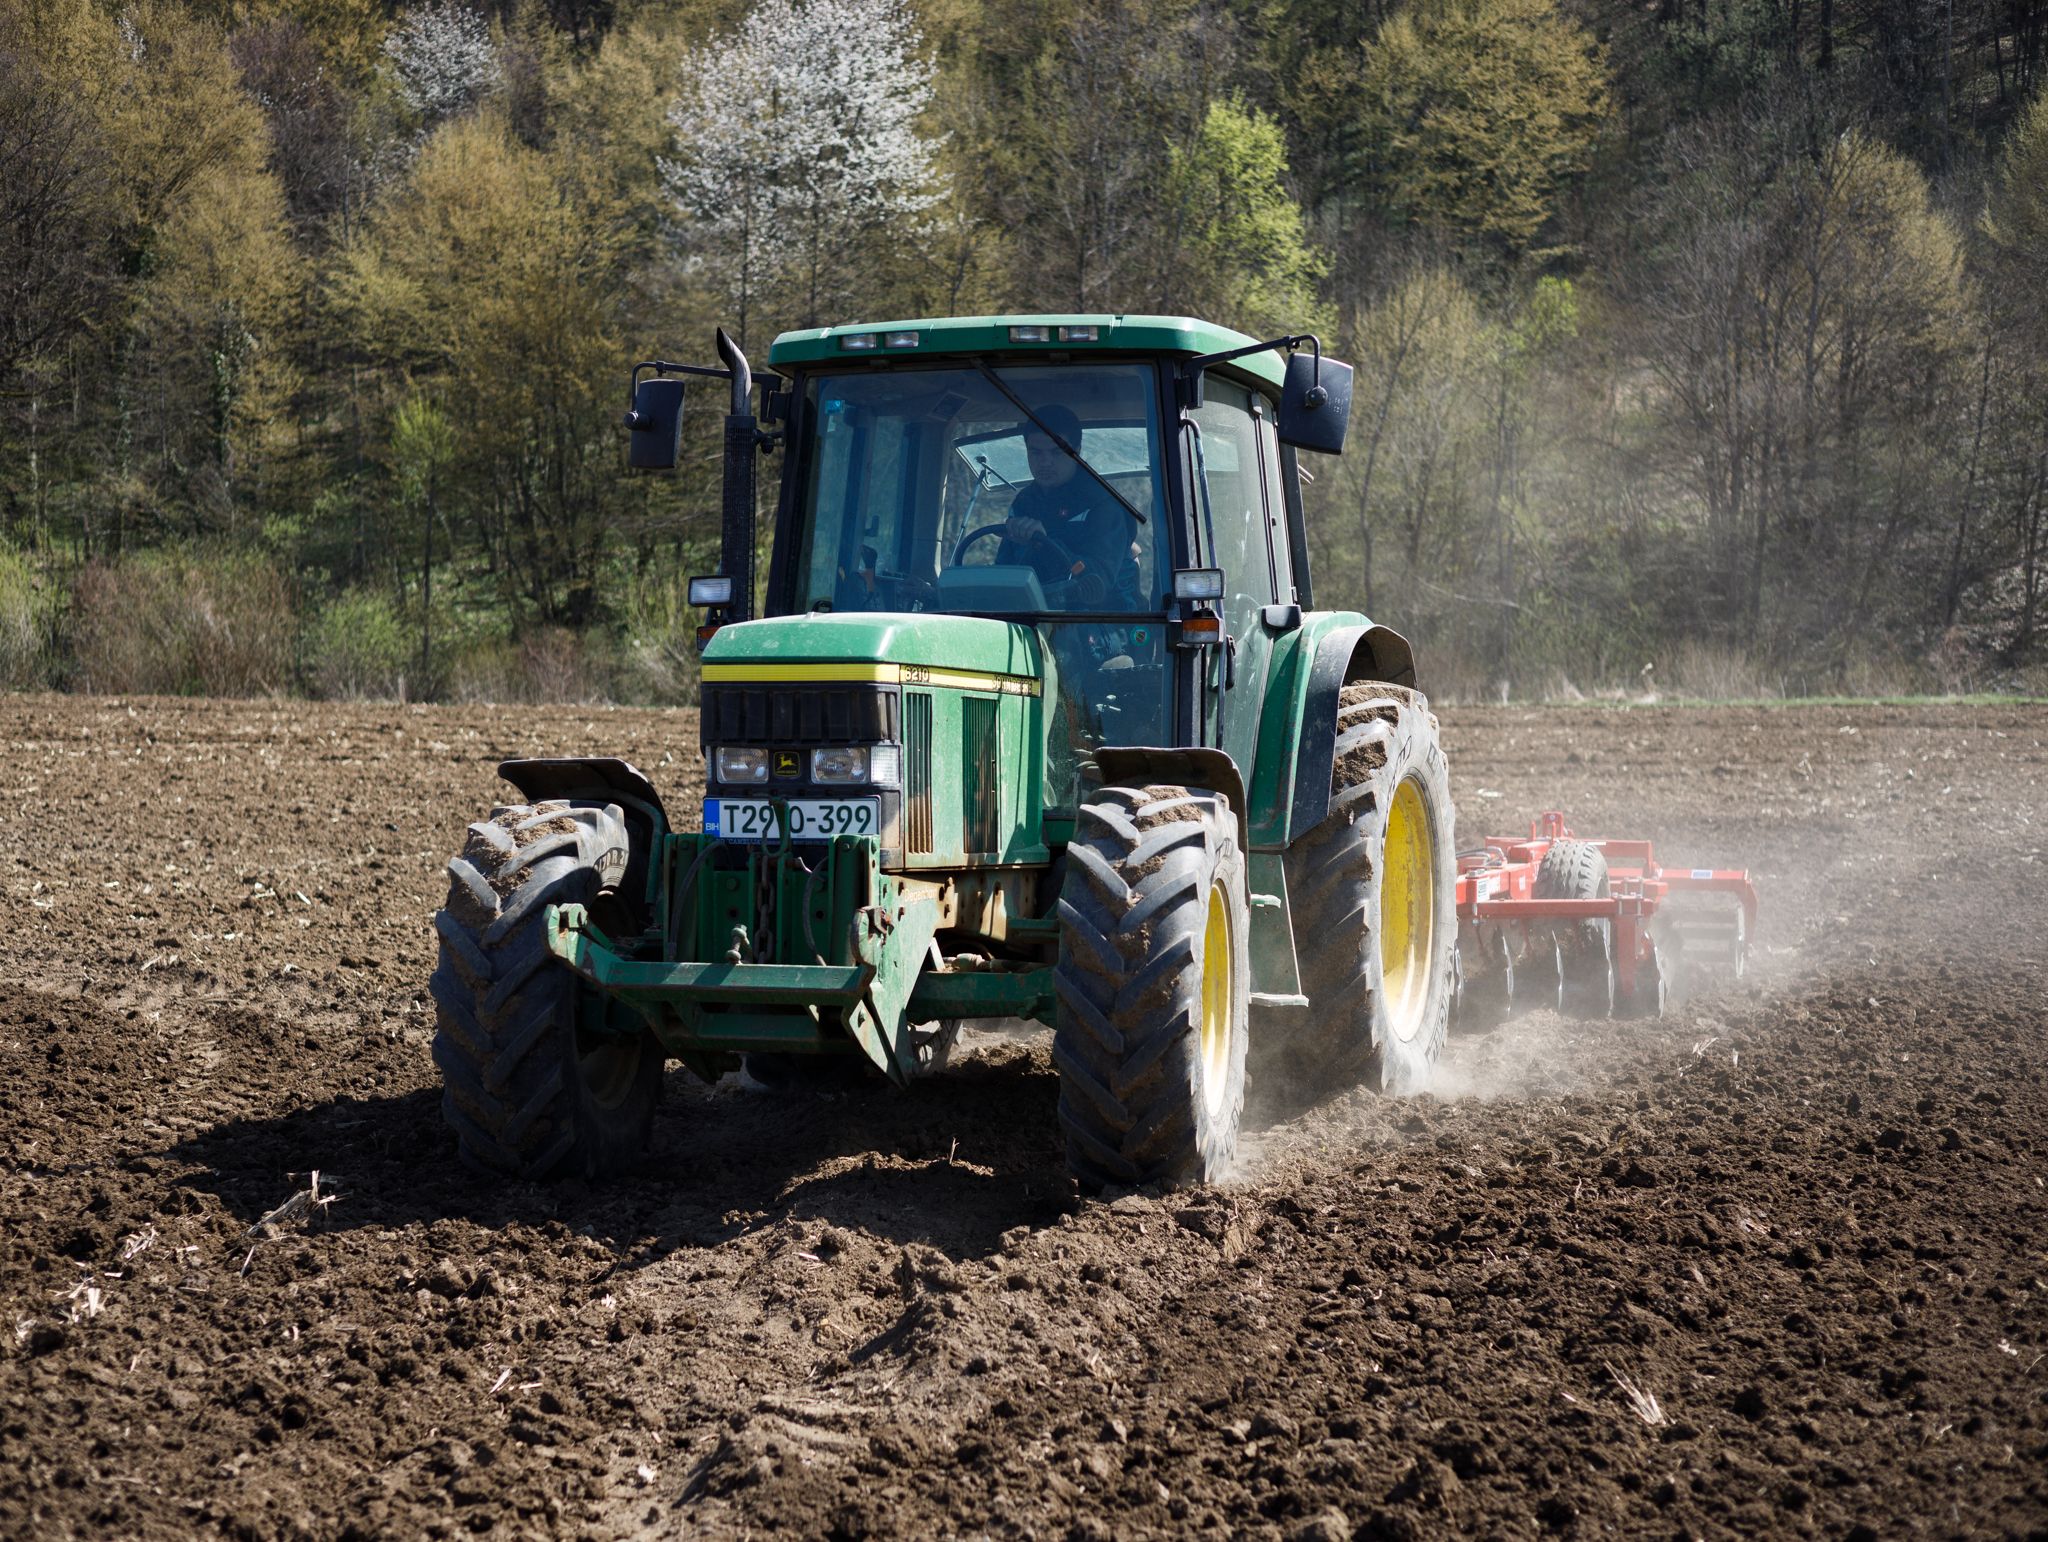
[429,315,1456,1189]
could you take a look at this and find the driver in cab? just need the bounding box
[995,404,1139,609]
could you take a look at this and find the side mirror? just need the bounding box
[1277,350,1353,454]
[623,371,684,470]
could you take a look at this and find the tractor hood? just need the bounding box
[700,612,1045,690]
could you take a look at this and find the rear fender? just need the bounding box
[1245,614,1416,851]
[497,757,670,909]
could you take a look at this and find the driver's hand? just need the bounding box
[1005,515,1046,546]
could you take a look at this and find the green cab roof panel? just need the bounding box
[766,314,1286,389]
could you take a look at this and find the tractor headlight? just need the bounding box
[715,747,769,784]
[811,746,870,784]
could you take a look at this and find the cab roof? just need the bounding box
[766,314,1286,389]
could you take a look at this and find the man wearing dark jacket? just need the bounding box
[994,404,1140,609]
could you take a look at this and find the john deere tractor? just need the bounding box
[429,316,1455,1189]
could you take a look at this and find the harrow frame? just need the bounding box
[1453,811,1757,1016]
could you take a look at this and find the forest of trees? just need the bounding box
[1,0,2043,702]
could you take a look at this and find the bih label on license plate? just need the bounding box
[704,797,881,842]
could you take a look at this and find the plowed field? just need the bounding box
[2,694,2044,1540]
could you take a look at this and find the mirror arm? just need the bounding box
[630,357,730,391]
[630,358,789,421]
[1179,333,1322,411]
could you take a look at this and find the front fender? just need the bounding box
[1093,744,1247,855]
[497,756,671,910]
[1245,614,1416,851]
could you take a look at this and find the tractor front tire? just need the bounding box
[1053,784,1249,1190]
[430,800,662,1180]
[1282,684,1457,1093]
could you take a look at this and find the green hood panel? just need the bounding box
[702,613,1045,681]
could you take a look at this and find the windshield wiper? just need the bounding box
[971,361,1148,525]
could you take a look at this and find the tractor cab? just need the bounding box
[719,316,1356,816]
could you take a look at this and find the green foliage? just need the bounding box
[0,0,2042,700]
[71,545,296,696]
[1631,0,1789,115]
[341,111,634,622]
[1353,0,1608,253]
[968,0,1248,313]
[1982,87,2048,332]
[390,393,454,504]
[1163,97,1330,337]
[304,586,412,699]
[0,543,55,690]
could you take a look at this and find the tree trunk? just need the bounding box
[1944,341,1994,627]
[421,475,435,688]
[2018,448,2046,659]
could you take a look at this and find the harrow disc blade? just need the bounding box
[1511,934,1563,1016]
[1450,926,1515,1034]
[1616,937,1670,1019]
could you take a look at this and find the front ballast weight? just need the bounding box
[1449,811,1758,1029]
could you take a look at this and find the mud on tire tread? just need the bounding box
[429,800,661,1179]
[1053,784,1248,1190]
[1276,684,1456,1093]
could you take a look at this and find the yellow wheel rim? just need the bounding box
[1379,778,1436,1044]
[1199,882,1234,1119]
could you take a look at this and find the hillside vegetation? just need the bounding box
[1,0,2043,700]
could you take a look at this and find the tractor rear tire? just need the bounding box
[1535,838,1614,1019]
[430,800,663,1180]
[1279,684,1456,1093]
[1053,784,1248,1190]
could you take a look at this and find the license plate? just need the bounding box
[705,797,881,842]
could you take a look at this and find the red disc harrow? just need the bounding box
[1451,811,1758,1026]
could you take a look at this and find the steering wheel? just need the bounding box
[951,522,1076,571]
[836,566,935,613]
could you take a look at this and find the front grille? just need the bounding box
[904,690,933,854]
[700,685,897,747]
[963,695,1000,854]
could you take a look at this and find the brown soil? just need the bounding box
[2,694,2044,1540]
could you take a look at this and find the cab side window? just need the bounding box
[1254,406,1296,604]
[1186,379,1274,610]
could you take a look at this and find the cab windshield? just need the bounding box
[790,363,1170,616]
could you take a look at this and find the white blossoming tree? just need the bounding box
[662,0,946,344]
[383,1,500,126]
